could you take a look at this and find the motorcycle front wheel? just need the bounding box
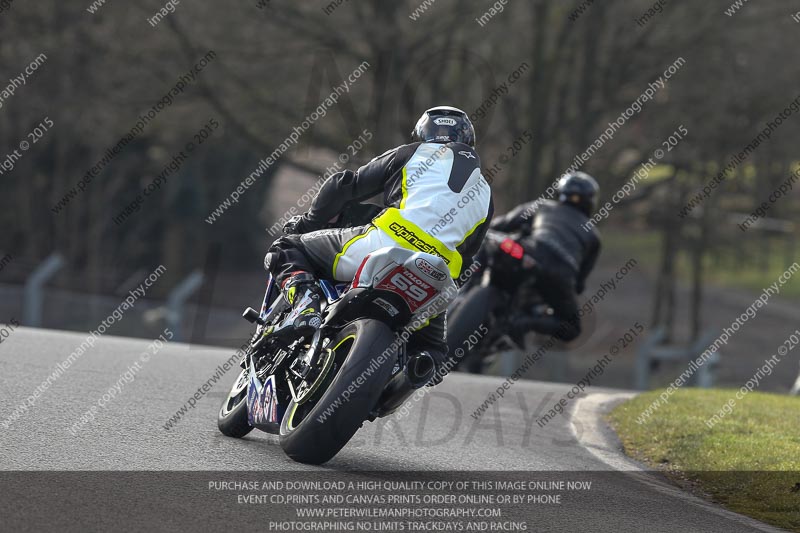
[447,285,497,373]
[217,367,253,438]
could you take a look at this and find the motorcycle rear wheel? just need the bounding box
[279,319,396,464]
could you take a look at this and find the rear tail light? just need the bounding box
[500,238,524,259]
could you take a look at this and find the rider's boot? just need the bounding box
[513,311,580,343]
[280,272,324,337]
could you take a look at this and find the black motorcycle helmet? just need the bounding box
[557,171,599,216]
[411,106,475,147]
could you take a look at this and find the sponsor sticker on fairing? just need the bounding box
[373,297,400,317]
[415,258,447,281]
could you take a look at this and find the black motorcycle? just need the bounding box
[447,229,551,373]
[217,204,457,464]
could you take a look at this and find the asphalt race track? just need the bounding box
[0,328,781,532]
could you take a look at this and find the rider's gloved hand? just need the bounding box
[283,214,322,235]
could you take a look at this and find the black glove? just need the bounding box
[283,214,321,235]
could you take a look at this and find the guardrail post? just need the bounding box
[634,327,665,390]
[500,349,520,377]
[790,365,800,396]
[23,253,65,327]
[166,270,204,342]
[691,332,718,388]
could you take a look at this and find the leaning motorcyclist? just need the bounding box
[489,172,600,342]
[265,106,494,383]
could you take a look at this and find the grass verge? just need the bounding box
[609,389,800,531]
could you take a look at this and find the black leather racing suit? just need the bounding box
[490,199,600,341]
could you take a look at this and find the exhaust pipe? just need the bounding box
[406,351,436,387]
[374,352,436,418]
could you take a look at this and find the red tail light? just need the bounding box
[500,238,524,260]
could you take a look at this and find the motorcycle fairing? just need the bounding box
[247,359,282,434]
[319,280,348,303]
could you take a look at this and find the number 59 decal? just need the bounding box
[376,267,437,311]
